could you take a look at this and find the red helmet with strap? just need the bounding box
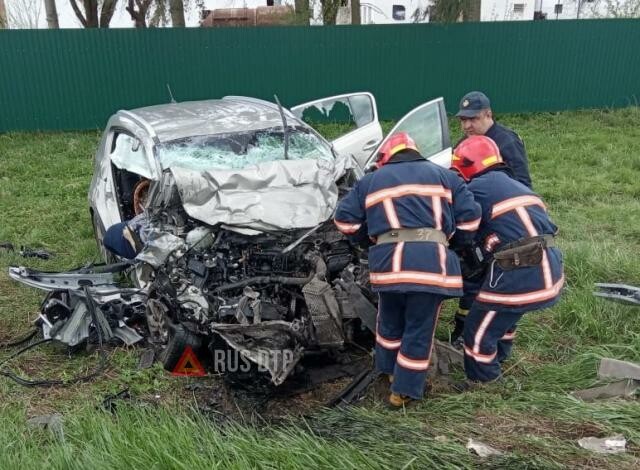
[375,132,418,168]
[452,135,503,181]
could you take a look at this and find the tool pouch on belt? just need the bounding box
[493,239,544,271]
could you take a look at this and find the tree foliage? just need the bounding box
[586,0,640,17]
[430,0,477,23]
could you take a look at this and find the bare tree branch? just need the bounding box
[69,0,88,26]
[100,0,118,27]
[126,0,153,27]
[5,0,42,28]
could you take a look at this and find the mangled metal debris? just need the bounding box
[594,283,640,306]
[598,358,640,381]
[571,357,640,401]
[27,414,64,442]
[578,435,626,454]
[572,379,639,401]
[466,438,504,458]
[8,216,377,390]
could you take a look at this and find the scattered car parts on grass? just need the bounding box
[577,435,627,454]
[593,283,640,306]
[4,93,456,401]
[0,242,55,259]
[571,357,640,401]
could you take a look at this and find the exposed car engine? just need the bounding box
[129,206,374,386]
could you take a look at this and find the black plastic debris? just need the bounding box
[19,246,55,260]
[101,389,132,414]
[0,242,15,252]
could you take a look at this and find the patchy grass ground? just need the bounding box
[1,108,640,468]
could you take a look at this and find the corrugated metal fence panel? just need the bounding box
[0,19,639,131]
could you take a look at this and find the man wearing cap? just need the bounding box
[456,91,532,189]
[451,91,533,348]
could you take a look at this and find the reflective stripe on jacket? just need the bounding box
[468,170,564,313]
[335,154,481,297]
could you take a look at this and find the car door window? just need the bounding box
[291,93,376,140]
[366,98,451,168]
[110,131,154,179]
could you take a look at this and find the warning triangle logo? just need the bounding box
[172,345,206,377]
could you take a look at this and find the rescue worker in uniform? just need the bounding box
[456,91,531,188]
[451,91,533,345]
[334,132,481,407]
[450,136,564,383]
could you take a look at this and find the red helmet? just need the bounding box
[452,135,503,181]
[375,132,418,168]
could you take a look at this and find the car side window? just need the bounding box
[292,94,374,137]
[110,131,154,179]
[392,103,444,158]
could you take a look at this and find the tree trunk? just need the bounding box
[70,0,116,27]
[350,0,360,24]
[100,0,118,27]
[169,0,185,27]
[44,0,59,28]
[126,0,153,27]
[322,0,340,24]
[294,0,309,24]
[0,0,7,28]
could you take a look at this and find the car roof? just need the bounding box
[121,97,299,143]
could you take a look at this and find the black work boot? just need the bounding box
[450,310,468,350]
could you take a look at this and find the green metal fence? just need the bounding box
[1,19,639,132]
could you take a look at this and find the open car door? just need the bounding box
[291,92,383,169]
[365,97,451,170]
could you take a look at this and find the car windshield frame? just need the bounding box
[156,125,335,172]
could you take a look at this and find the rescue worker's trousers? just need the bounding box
[375,292,443,399]
[104,222,137,259]
[462,307,522,382]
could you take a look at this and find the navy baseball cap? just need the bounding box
[456,91,491,118]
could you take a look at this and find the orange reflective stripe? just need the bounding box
[515,206,538,237]
[500,331,516,341]
[392,242,404,273]
[370,271,462,288]
[376,333,401,350]
[432,195,443,230]
[473,310,496,354]
[334,219,362,234]
[397,352,430,371]
[541,250,553,289]
[477,276,564,305]
[463,345,497,364]
[484,233,501,252]
[456,217,481,231]
[365,184,453,208]
[382,199,401,229]
[491,195,546,219]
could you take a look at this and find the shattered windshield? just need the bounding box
[158,127,334,171]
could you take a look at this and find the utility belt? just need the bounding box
[376,228,448,246]
[492,234,555,271]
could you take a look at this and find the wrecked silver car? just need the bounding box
[10,94,453,388]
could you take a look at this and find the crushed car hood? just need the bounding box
[168,155,351,232]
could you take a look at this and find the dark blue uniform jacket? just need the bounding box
[334,153,481,298]
[468,170,563,314]
[485,123,532,189]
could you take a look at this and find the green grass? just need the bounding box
[1,108,640,468]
